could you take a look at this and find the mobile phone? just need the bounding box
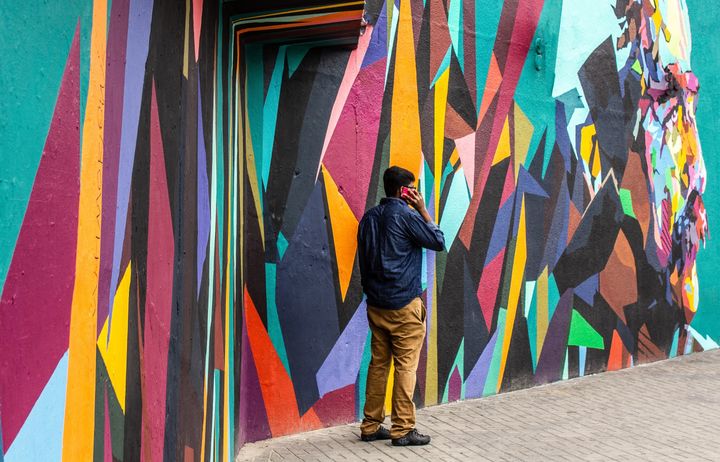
[401,186,410,197]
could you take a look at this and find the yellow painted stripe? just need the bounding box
[425,274,438,405]
[384,360,394,414]
[97,263,132,412]
[183,0,190,77]
[389,0,422,175]
[62,0,107,459]
[536,267,549,358]
[243,93,264,246]
[434,68,449,220]
[497,196,527,389]
[492,115,511,166]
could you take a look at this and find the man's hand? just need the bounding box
[402,187,434,223]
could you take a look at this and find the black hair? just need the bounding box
[383,166,415,197]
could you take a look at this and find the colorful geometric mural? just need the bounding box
[233,0,714,445]
[0,0,716,460]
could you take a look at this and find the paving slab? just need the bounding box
[238,349,720,461]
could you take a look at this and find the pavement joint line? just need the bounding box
[237,349,720,461]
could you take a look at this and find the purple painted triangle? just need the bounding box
[0,24,80,448]
[535,289,573,385]
[237,316,271,445]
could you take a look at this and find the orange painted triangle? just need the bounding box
[478,53,502,124]
[321,166,359,301]
[245,287,305,437]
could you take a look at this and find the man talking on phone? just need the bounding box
[357,166,445,446]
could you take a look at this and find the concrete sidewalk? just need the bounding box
[237,349,720,461]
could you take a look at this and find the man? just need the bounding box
[357,166,446,446]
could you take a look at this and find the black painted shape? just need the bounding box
[266,48,320,243]
[499,303,534,393]
[318,169,363,332]
[263,45,280,99]
[363,0,384,24]
[465,158,508,281]
[280,48,348,239]
[148,0,185,223]
[463,258,489,380]
[540,145,570,275]
[534,289,573,385]
[581,294,617,376]
[414,2,431,111]
[492,0,521,72]
[447,53,477,130]
[553,177,624,293]
[122,265,142,461]
[579,37,631,183]
[246,166,269,327]
[276,182,341,415]
[437,244,466,394]
[569,145,590,213]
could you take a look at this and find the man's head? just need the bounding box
[383,166,415,197]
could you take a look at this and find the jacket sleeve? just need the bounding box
[404,212,446,251]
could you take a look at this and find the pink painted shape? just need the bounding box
[0,26,80,449]
[141,80,175,462]
[193,0,203,61]
[318,24,373,175]
[322,58,387,218]
[104,387,113,462]
[477,248,506,331]
[458,0,544,249]
[448,366,462,402]
[500,161,515,206]
[455,132,476,196]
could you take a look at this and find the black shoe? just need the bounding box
[391,429,431,446]
[361,426,391,442]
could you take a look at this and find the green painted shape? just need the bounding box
[483,309,506,397]
[651,147,657,170]
[79,3,93,146]
[669,327,679,359]
[386,2,399,84]
[439,167,470,247]
[0,1,91,290]
[262,46,287,188]
[514,0,563,178]
[619,188,636,218]
[475,0,503,116]
[631,59,643,74]
[524,281,536,318]
[277,232,289,261]
[526,282,538,371]
[212,369,221,461]
[286,45,310,78]
[245,44,265,192]
[439,158,454,193]
[356,330,372,419]
[548,274,560,320]
[265,263,291,377]
[430,47,451,88]
[448,0,463,71]
[568,309,604,349]
[441,338,465,403]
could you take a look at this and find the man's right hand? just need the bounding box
[402,188,433,223]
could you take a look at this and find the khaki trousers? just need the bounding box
[360,297,426,439]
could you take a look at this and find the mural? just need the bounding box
[235,0,713,446]
[0,0,715,461]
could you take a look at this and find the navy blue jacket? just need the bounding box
[357,197,446,309]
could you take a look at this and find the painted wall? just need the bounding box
[236,0,717,446]
[0,0,716,461]
[0,0,227,460]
